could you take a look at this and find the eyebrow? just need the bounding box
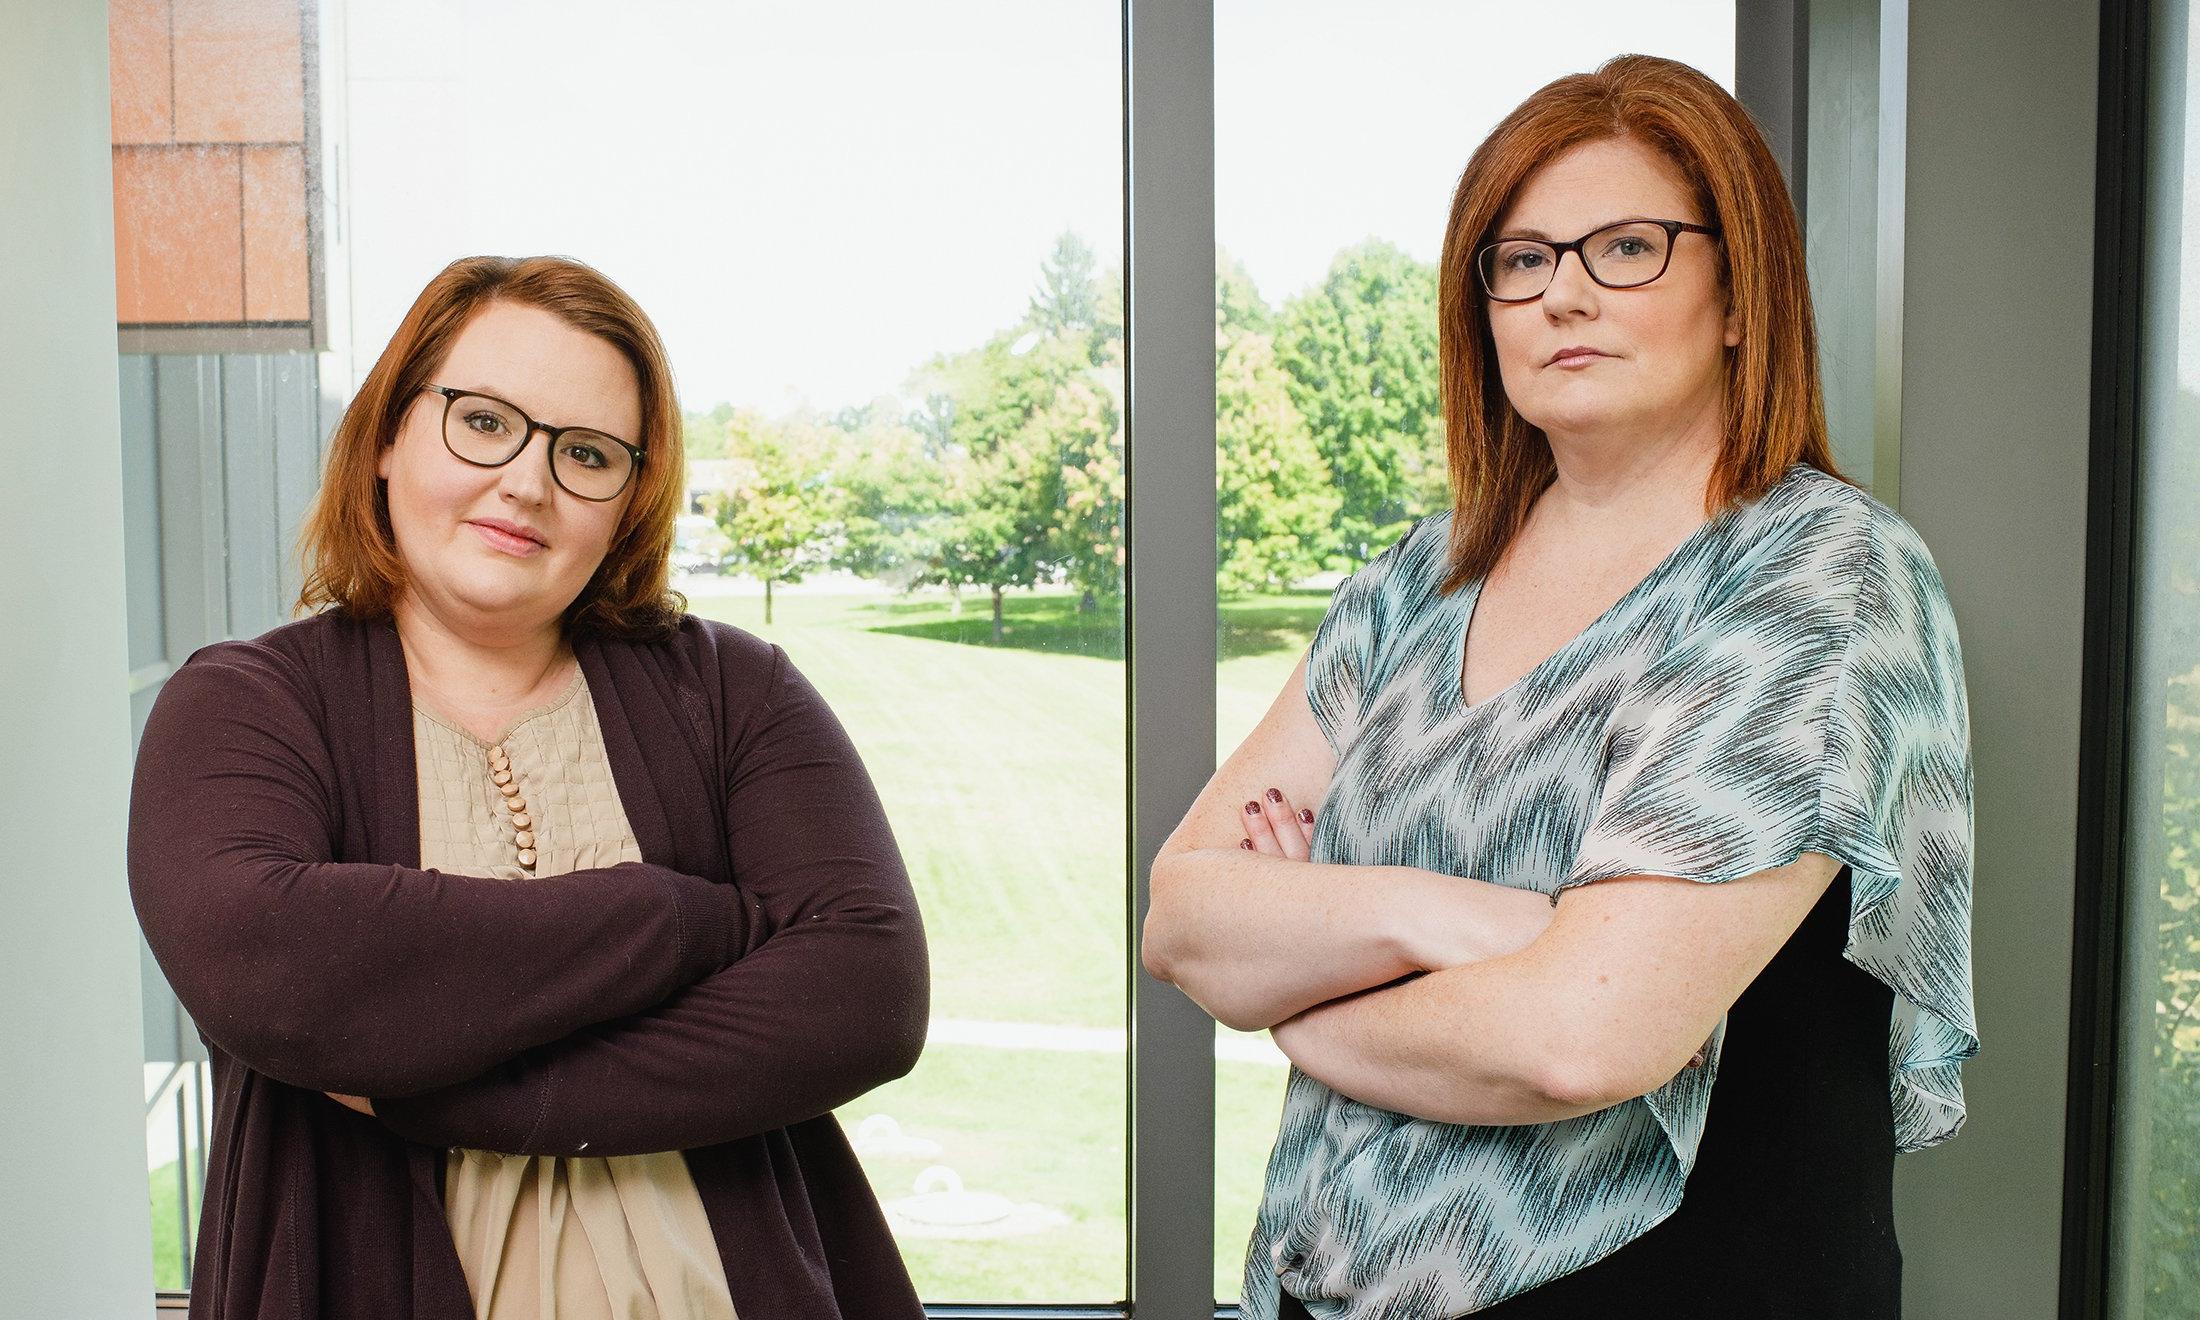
[1498,215,1666,240]
[452,385,629,439]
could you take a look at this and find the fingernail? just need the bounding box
[1240,838,1255,850]
[1266,788,1283,803]
[1299,808,1314,824]
[1244,801,1261,815]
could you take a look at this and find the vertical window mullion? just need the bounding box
[1125,0,1219,1314]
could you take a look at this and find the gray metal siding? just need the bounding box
[123,349,325,1066]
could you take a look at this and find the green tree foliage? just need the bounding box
[832,409,956,592]
[683,232,1454,625]
[1215,253,1336,593]
[920,320,1120,637]
[682,401,739,460]
[2137,386,2200,1313]
[1275,238,1448,566]
[1029,232,1104,351]
[2148,672,2200,1309]
[902,233,1125,635]
[1215,332,1336,594]
[1216,247,1275,340]
[708,414,842,625]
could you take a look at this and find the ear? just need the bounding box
[376,438,394,481]
[1722,304,1741,349]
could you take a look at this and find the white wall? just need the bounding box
[0,0,158,1310]
[1892,1,2098,1315]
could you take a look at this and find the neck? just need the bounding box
[1536,388,1726,536]
[392,593,570,708]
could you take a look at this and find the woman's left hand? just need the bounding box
[326,1092,376,1117]
[1240,787,1315,860]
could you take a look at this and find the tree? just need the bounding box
[912,236,1126,636]
[1274,239,1448,566]
[1028,231,1102,347]
[1047,354,1123,607]
[916,336,1069,642]
[682,401,739,460]
[1216,326,1337,594]
[709,415,841,626]
[830,410,955,592]
[1216,247,1274,340]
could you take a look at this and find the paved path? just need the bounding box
[928,1017,1288,1066]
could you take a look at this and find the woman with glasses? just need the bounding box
[1146,56,1976,1319]
[128,256,928,1320]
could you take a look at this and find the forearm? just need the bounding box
[380,641,936,1156]
[377,915,928,1155]
[1144,850,1541,1031]
[129,653,752,1096]
[134,854,749,1097]
[1270,954,1607,1128]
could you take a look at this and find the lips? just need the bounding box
[1546,346,1611,366]
[467,519,548,556]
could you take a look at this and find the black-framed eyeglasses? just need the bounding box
[418,384,645,503]
[1475,218,1722,303]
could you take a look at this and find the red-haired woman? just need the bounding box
[1146,56,1976,1319]
[129,256,928,1320]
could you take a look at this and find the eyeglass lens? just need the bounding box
[442,393,634,501]
[1481,221,1675,300]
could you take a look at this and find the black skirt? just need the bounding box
[1281,869,1901,1320]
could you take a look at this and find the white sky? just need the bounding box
[340,1,1731,413]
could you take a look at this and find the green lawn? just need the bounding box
[686,587,1328,1029]
[827,1044,1291,1303]
[150,583,1332,1304]
[695,585,1323,1298]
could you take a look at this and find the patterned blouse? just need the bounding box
[1242,463,1978,1319]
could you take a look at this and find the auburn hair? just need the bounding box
[297,255,686,637]
[1435,54,1844,593]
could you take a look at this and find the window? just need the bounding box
[2103,2,2200,1312]
[115,2,1785,1309]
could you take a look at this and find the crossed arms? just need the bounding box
[129,641,928,1158]
[1140,652,1838,1127]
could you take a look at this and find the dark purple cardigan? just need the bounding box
[128,609,929,1319]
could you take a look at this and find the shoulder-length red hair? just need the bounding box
[297,255,686,638]
[1436,54,1844,593]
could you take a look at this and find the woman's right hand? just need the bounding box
[1241,784,1553,972]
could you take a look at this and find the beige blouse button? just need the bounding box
[492,768,513,787]
[514,830,536,850]
[516,848,538,867]
[510,812,532,830]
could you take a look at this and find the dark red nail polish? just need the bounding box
[1240,838,1255,850]
[1266,788,1283,803]
[1299,808,1314,824]
[1244,801,1261,814]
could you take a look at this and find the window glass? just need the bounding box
[2111,4,2200,1313]
[1210,2,1735,1296]
[126,1,1126,1301]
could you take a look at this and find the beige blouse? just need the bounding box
[414,669,738,1320]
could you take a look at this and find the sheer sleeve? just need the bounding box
[1557,500,1978,1154]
